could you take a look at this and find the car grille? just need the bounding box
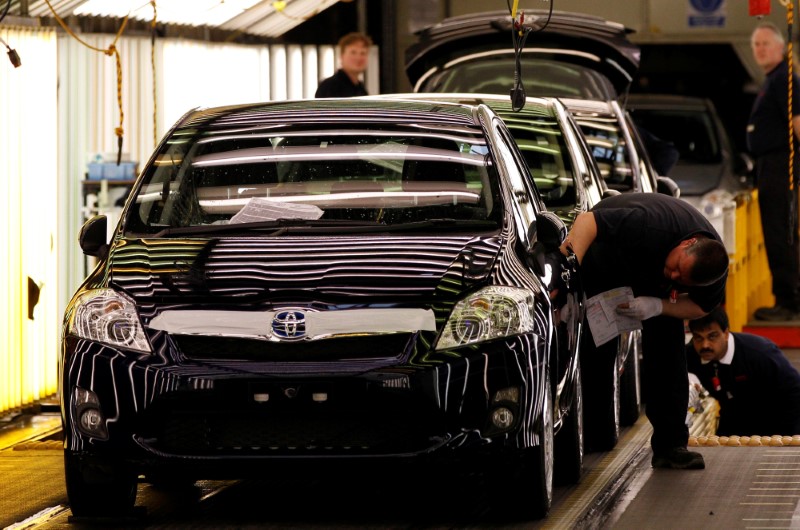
[174,333,413,361]
[144,398,444,456]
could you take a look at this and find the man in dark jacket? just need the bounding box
[561,192,728,469]
[747,22,800,321]
[315,32,372,98]
[687,307,800,436]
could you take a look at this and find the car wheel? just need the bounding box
[64,451,137,517]
[529,366,554,519]
[555,359,583,486]
[584,345,620,452]
[487,368,554,521]
[620,331,642,426]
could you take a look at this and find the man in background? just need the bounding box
[315,32,372,98]
[747,21,800,321]
[686,306,800,436]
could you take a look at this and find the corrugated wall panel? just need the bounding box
[0,27,58,415]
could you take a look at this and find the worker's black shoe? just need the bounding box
[754,305,799,321]
[651,447,705,470]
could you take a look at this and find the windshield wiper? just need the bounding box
[145,218,498,238]
[149,219,381,237]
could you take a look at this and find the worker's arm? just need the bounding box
[559,211,596,263]
[793,115,800,143]
[617,293,707,321]
[660,294,708,320]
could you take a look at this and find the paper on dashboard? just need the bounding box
[586,286,642,347]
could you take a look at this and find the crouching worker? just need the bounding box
[686,306,800,437]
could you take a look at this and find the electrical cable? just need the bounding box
[0,0,10,24]
[151,1,158,146]
[780,0,797,244]
[42,0,129,165]
[505,0,555,112]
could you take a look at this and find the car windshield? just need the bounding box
[124,125,503,235]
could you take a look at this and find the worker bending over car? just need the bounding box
[560,193,728,470]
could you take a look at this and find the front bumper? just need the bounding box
[61,333,546,475]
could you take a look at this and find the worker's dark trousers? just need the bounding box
[641,315,689,454]
[756,152,800,310]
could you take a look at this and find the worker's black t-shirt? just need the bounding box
[583,193,726,313]
[315,69,368,98]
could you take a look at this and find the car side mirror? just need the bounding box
[79,215,109,259]
[527,211,568,276]
[656,176,681,198]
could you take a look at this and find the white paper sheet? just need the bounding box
[585,286,642,347]
[229,197,323,224]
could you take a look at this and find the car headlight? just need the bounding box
[435,286,536,350]
[67,289,152,353]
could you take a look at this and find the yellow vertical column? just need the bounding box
[747,190,775,317]
[725,193,750,332]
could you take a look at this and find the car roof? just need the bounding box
[173,97,490,131]
[405,9,640,97]
[558,97,616,114]
[365,92,565,113]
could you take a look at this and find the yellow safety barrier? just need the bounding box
[724,189,775,332]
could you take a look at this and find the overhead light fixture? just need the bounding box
[73,0,262,27]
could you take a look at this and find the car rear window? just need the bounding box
[417,55,617,100]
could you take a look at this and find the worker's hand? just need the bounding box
[616,296,663,320]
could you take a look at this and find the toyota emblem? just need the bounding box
[272,310,307,340]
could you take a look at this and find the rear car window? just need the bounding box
[419,55,616,99]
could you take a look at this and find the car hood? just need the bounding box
[105,234,502,306]
[405,9,640,98]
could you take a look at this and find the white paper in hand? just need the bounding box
[586,286,642,347]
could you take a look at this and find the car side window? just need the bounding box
[574,116,634,193]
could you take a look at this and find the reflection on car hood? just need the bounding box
[405,9,640,97]
[107,234,502,304]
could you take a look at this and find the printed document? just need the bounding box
[586,286,642,347]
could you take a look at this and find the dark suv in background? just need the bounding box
[626,93,754,206]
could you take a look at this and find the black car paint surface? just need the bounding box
[60,98,583,520]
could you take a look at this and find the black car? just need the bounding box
[404,10,682,453]
[60,98,584,520]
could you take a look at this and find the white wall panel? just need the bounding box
[0,27,58,413]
